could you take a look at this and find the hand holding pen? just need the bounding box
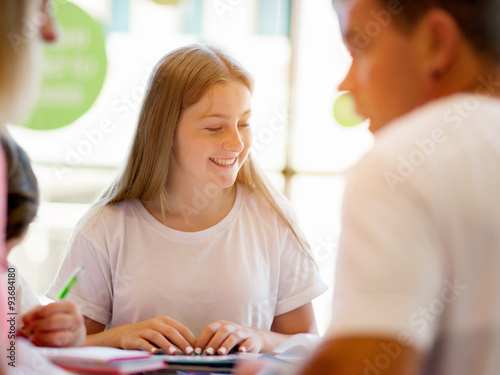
[19,266,87,347]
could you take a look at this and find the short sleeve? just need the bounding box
[46,230,114,326]
[327,151,444,350]
[275,227,328,316]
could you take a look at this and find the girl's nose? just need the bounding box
[222,127,245,152]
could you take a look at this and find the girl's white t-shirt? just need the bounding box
[47,184,327,337]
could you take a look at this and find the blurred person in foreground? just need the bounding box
[1,1,82,373]
[1,131,85,348]
[239,0,500,374]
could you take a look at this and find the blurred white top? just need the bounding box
[328,94,500,375]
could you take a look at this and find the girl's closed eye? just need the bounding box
[238,123,250,128]
[206,126,223,132]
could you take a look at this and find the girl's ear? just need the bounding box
[414,8,460,79]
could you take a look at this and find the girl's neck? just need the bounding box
[142,183,237,232]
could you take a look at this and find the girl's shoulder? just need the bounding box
[239,183,296,226]
[74,199,140,236]
[240,184,273,211]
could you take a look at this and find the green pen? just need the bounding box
[57,266,85,300]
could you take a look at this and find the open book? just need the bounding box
[36,346,167,374]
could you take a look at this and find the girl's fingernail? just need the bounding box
[240,346,247,352]
[151,348,158,354]
[186,347,194,355]
[206,347,214,355]
[218,347,227,355]
[194,348,202,355]
[169,347,177,354]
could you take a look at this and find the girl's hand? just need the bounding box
[21,301,86,347]
[195,320,263,355]
[110,316,197,355]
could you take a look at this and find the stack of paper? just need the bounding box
[37,346,167,374]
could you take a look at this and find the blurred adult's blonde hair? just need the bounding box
[0,0,39,125]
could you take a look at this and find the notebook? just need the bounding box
[37,346,167,374]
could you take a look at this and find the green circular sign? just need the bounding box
[22,1,107,130]
[333,91,366,127]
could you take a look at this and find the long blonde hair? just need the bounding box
[0,0,39,125]
[93,44,312,255]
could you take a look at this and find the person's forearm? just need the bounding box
[300,337,422,375]
[254,329,292,354]
[257,324,318,353]
[261,303,319,353]
[84,326,124,348]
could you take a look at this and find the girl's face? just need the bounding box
[171,81,252,190]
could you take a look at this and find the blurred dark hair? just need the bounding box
[0,131,39,240]
[380,0,500,62]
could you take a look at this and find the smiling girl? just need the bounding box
[47,44,327,356]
